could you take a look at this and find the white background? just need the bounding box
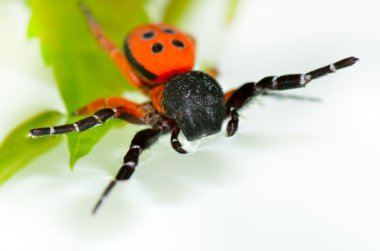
[0,0,379,250]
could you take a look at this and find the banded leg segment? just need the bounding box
[92,116,179,214]
[224,57,359,136]
[30,108,116,137]
[256,57,359,91]
[79,4,146,92]
[30,105,147,137]
[92,127,169,214]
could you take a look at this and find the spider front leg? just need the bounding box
[170,125,187,154]
[30,108,116,136]
[224,56,359,136]
[92,116,176,214]
[74,97,147,125]
[30,104,146,137]
[75,97,144,116]
[255,57,359,91]
[224,82,256,137]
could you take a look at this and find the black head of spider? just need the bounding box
[162,71,225,141]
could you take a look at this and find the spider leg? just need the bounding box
[30,106,145,137]
[226,108,239,137]
[255,57,359,91]
[148,85,166,113]
[171,125,187,154]
[224,82,255,136]
[75,97,144,116]
[92,117,175,214]
[79,3,147,92]
[224,56,359,136]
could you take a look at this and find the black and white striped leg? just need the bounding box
[224,57,359,136]
[92,128,164,214]
[171,126,187,154]
[256,57,359,91]
[30,108,116,137]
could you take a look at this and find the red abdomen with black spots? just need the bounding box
[124,24,196,85]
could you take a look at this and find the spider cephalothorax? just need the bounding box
[29,4,359,214]
[162,71,225,141]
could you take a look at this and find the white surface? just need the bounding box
[0,0,379,251]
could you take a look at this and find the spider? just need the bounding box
[30,4,359,214]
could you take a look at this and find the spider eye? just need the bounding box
[172,39,185,48]
[163,28,175,34]
[152,43,164,53]
[142,31,155,39]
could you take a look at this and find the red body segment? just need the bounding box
[125,24,196,85]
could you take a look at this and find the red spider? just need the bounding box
[30,4,359,214]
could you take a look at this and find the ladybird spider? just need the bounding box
[30,4,359,214]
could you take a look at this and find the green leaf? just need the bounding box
[27,0,150,113]
[27,0,150,166]
[0,111,64,184]
[67,116,124,169]
[226,0,240,23]
[163,0,197,25]
[226,0,239,23]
